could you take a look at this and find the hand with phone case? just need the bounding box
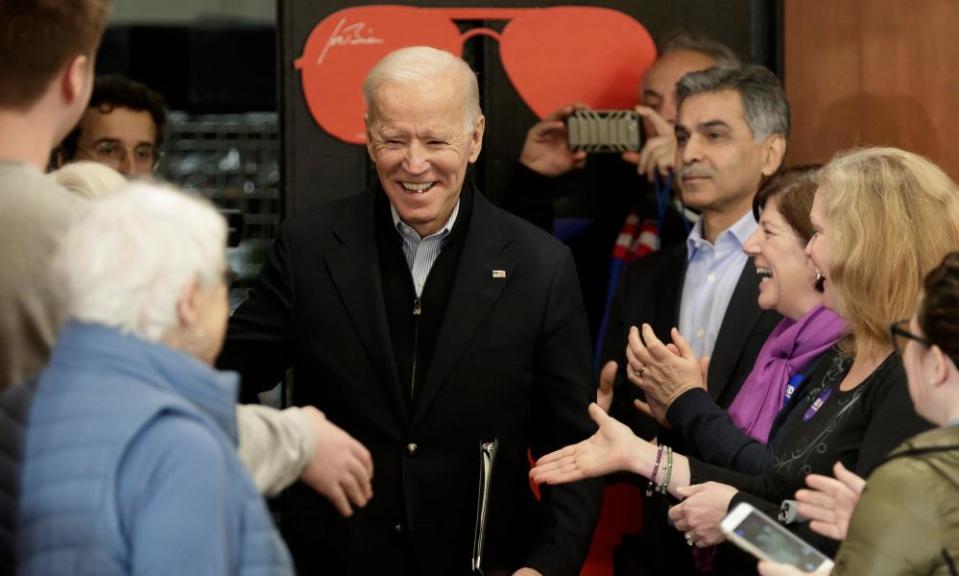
[519,104,589,177]
[566,109,643,153]
[721,502,834,573]
[622,105,679,183]
[550,103,679,185]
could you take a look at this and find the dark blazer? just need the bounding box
[501,161,690,340]
[601,241,781,441]
[599,239,781,576]
[219,185,602,576]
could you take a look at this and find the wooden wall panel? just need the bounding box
[785,0,959,178]
[784,1,860,165]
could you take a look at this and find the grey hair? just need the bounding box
[676,64,790,140]
[659,31,741,68]
[51,181,227,342]
[363,46,481,133]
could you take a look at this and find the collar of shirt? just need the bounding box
[390,200,460,244]
[685,209,758,261]
[390,201,460,297]
[678,209,757,359]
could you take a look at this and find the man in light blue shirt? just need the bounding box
[599,63,791,576]
[670,64,789,371]
[603,64,790,426]
[391,201,459,298]
[680,208,758,359]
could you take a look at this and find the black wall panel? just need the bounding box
[98,24,276,113]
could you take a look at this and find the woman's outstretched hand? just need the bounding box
[530,403,641,485]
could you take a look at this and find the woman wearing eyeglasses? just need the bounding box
[531,147,959,567]
[759,251,959,575]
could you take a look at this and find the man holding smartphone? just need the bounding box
[502,33,740,341]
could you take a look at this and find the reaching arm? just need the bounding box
[666,388,776,473]
[236,404,312,495]
[530,403,694,500]
[235,404,373,515]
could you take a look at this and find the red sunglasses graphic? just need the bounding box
[294,5,657,145]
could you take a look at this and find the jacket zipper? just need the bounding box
[410,297,421,398]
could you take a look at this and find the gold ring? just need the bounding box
[685,533,695,546]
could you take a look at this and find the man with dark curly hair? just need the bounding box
[57,74,167,176]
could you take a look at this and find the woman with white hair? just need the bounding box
[40,160,375,513]
[46,159,126,199]
[15,182,293,575]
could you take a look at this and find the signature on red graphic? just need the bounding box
[318,18,385,65]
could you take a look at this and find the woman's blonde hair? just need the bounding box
[820,147,959,355]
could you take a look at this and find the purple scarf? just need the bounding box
[727,304,846,442]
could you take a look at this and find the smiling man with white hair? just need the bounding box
[220,46,602,575]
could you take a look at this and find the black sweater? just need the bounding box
[666,352,832,474]
[689,348,932,557]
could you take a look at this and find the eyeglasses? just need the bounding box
[890,318,931,355]
[294,5,657,144]
[79,139,160,172]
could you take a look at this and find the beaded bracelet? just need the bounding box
[646,444,665,496]
[656,445,674,495]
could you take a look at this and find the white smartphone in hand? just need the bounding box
[720,502,834,572]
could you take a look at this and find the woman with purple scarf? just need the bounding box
[530,167,844,511]
[561,167,844,481]
[628,167,847,473]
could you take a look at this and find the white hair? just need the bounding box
[47,160,126,199]
[363,46,481,133]
[51,181,227,342]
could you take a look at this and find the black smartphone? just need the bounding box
[566,109,642,153]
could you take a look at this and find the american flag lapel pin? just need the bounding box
[491,269,506,279]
